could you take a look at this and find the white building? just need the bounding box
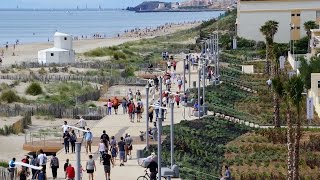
[236,0,320,43]
[38,32,75,64]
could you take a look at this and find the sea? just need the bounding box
[0,10,223,45]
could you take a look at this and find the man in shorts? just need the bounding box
[102,151,114,180]
[117,137,126,166]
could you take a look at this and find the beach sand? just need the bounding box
[0,23,199,66]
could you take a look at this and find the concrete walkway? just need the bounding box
[44,59,204,180]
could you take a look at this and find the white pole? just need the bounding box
[170,102,174,168]
[146,85,149,150]
[75,142,81,180]
[158,77,163,180]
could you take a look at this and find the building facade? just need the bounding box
[38,32,75,64]
[237,0,320,43]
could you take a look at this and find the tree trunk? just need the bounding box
[274,93,281,127]
[265,42,270,76]
[293,109,301,180]
[287,106,294,180]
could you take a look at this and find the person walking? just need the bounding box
[148,106,154,123]
[102,151,114,180]
[62,121,69,134]
[100,130,110,150]
[177,78,183,92]
[113,96,120,115]
[50,153,59,179]
[128,100,135,122]
[18,168,27,180]
[121,97,128,114]
[30,154,38,179]
[65,164,75,180]
[86,155,96,180]
[64,159,69,179]
[98,139,107,161]
[107,99,113,115]
[70,130,77,153]
[76,116,87,137]
[125,134,133,160]
[224,165,232,180]
[175,92,181,108]
[36,166,46,180]
[37,149,47,173]
[136,103,142,122]
[153,100,160,121]
[110,136,118,165]
[8,157,16,180]
[63,130,70,154]
[117,137,126,166]
[172,60,177,71]
[85,128,93,154]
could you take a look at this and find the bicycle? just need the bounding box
[137,169,167,180]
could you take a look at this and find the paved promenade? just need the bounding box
[45,59,204,180]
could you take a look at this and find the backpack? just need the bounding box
[70,134,76,142]
[42,155,47,165]
[51,157,59,167]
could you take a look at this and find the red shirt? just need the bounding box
[66,166,75,178]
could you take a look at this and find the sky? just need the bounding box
[2,0,184,9]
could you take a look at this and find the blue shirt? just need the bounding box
[225,169,232,180]
[85,131,93,141]
[9,160,15,168]
[194,103,199,110]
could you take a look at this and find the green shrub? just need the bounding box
[0,90,20,103]
[26,82,43,96]
[121,67,135,77]
[0,161,9,167]
[38,67,47,75]
[113,51,126,60]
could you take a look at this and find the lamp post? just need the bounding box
[170,102,174,168]
[158,77,163,180]
[145,84,150,150]
[75,142,81,180]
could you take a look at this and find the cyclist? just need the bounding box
[147,158,158,180]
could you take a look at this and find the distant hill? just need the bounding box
[127,1,171,11]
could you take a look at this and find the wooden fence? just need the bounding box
[0,74,147,86]
[0,104,105,119]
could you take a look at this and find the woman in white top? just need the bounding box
[98,139,106,162]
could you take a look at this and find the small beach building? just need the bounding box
[38,32,75,64]
[236,0,320,43]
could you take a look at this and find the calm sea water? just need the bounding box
[0,10,223,45]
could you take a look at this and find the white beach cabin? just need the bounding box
[38,32,75,64]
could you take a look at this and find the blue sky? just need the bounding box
[2,0,183,9]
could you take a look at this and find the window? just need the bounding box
[64,37,67,40]
[51,53,54,56]
[297,14,300,16]
[297,26,300,29]
[291,14,295,16]
[318,81,320,88]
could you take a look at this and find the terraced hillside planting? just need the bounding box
[147,118,250,179]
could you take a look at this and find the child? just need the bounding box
[80,164,84,180]
[64,159,69,179]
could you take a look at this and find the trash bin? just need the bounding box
[193,81,196,88]
[137,150,144,159]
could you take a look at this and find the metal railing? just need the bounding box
[0,167,15,180]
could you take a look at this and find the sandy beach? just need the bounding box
[0,23,199,66]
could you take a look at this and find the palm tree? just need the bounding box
[260,20,279,76]
[286,75,304,180]
[304,21,318,53]
[261,21,280,127]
